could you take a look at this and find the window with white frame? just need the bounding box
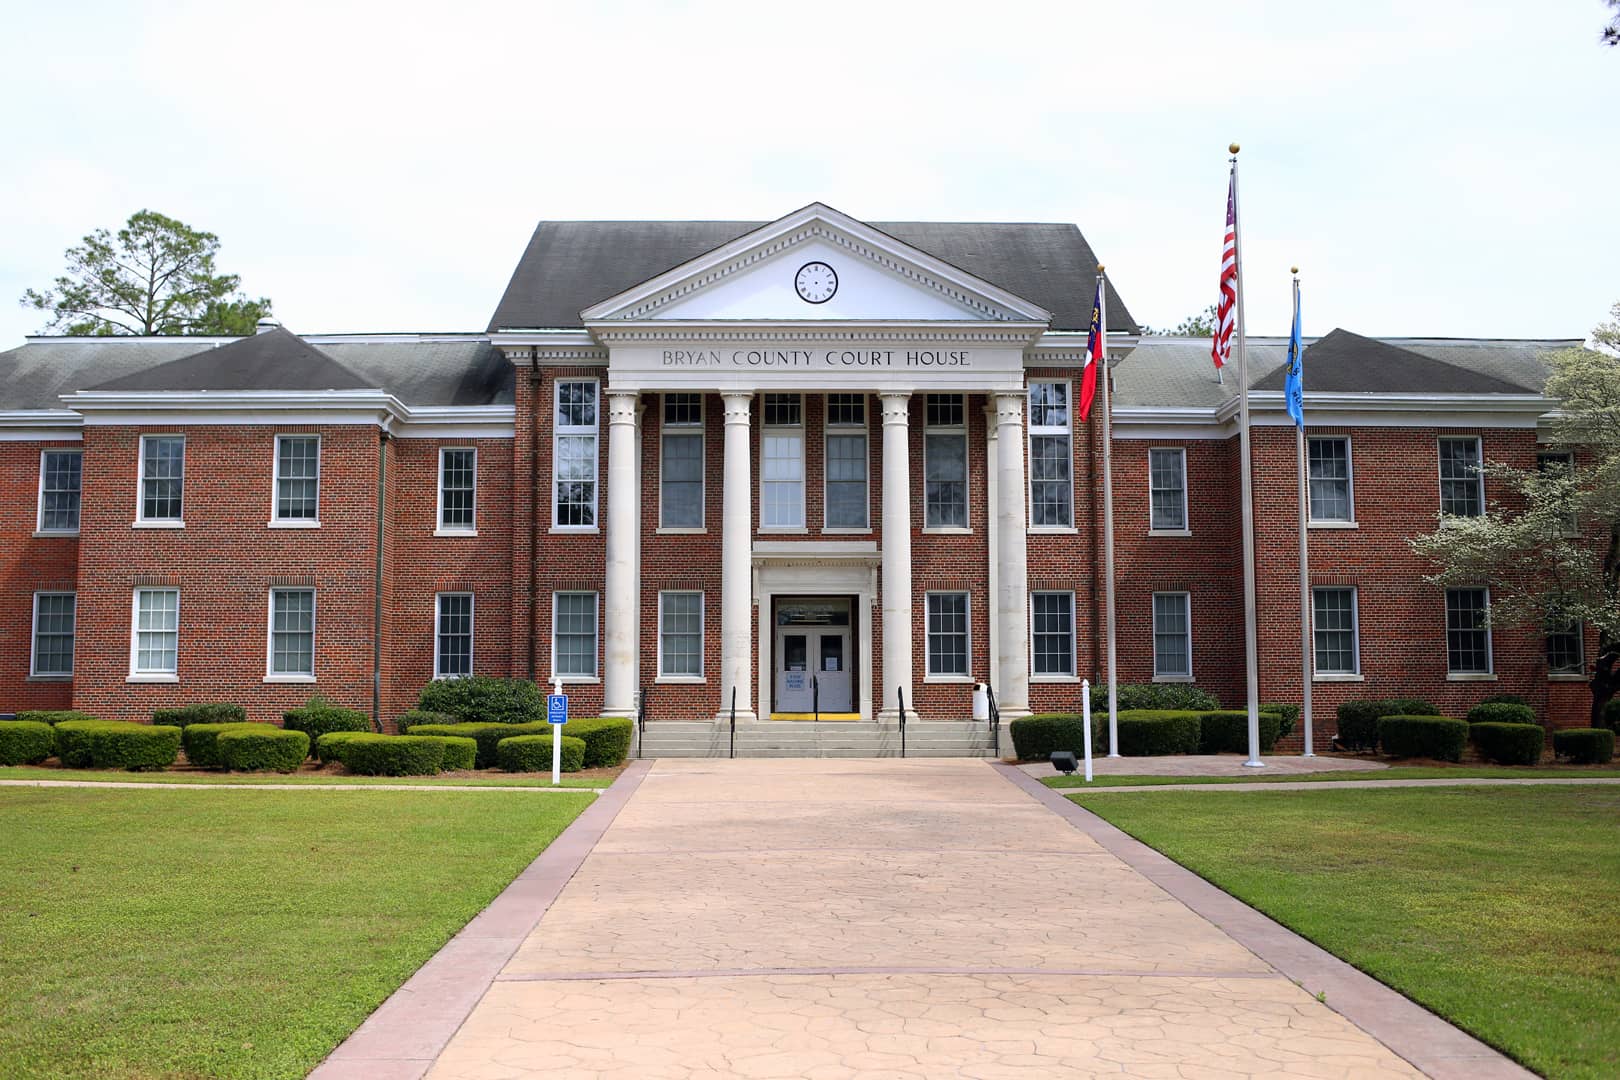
[924,394,967,529]
[1152,592,1192,678]
[31,592,75,677]
[554,381,598,528]
[273,435,320,522]
[1028,382,1073,527]
[131,588,179,675]
[439,447,477,531]
[553,592,598,678]
[1312,587,1359,675]
[138,436,185,522]
[1438,437,1484,517]
[436,593,473,677]
[268,589,315,677]
[1537,451,1578,537]
[824,394,868,529]
[1445,587,1492,674]
[658,591,703,678]
[38,450,82,533]
[1148,448,1187,531]
[1031,591,1075,676]
[761,394,805,529]
[1546,618,1583,676]
[660,394,704,528]
[1308,437,1353,522]
[926,592,970,677]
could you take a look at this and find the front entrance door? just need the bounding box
[772,597,856,715]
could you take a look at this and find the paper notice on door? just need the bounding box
[823,657,839,671]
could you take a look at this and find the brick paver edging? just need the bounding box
[1050,776,1620,795]
[306,758,654,1080]
[991,762,1535,1080]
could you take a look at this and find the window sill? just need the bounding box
[264,674,317,684]
[554,676,601,685]
[269,520,322,529]
[1147,528,1192,538]
[1548,673,1587,682]
[132,520,184,529]
[759,527,809,535]
[922,527,972,536]
[656,527,707,536]
[924,675,975,684]
[1028,526,1078,535]
[1313,673,1365,682]
[1308,520,1358,530]
[27,674,72,682]
[548,526,599,535]
[820,527,872,535]
[433,528,478,537]
[1152,674,1196,683]
[655,675,706,685]
[33,530,79,539]
[1446,672,1498,681]
[1031,674,1081,684]
[126,673,178,683]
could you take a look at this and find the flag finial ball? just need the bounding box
[1291,265,1299,275]
[1096,263,1105,273]
[1229,142,1241,154]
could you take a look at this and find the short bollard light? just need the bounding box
[1050,751,1079,775]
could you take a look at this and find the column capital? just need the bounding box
[720,391,753,424]
[878,391,911,425]
[605,388,638,425]
[992,390,1025,428]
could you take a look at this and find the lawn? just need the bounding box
[0,786,594,1079]
[0,765,613,788]
[1044,764,1620,788]
[1072,785,1620,1079]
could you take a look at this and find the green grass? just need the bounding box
[0,787,594,1079]
[0,765,610,788]
[1044,765,1620,788]
[1072,785,1620,1079]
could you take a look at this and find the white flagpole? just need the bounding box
[1231,144,1264,769]
[1099,266,1120,757]
[1293,269,1315,757]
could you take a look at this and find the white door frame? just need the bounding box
[752,541,878,722]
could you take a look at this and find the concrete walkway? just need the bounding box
[1054,776,1620,795]
[1019,754,1388,779]
[331,757,1532,1080]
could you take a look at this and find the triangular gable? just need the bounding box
[89,328,374,393]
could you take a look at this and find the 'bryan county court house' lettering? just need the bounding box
[662,348,972,367]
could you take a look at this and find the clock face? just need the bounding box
[794,261,838,304]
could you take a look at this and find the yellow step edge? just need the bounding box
[768,712,863,722]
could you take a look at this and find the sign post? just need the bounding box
[1080,679,1094,783]
[547,679,568,787]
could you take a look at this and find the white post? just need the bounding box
[878,392,914,722]
[719,392,757,722]
[1099,269,1120,757]
[1081,678,1094,782]
[1231,147,1265,769]
[993,391,1031,719]
[1293,272,1315,757]
[601,390,638,718]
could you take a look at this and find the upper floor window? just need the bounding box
[1028,382,1073,527]
[925,394,967,529]
[554,381,598,528]
[824,394,868,530]
[436,593,474,678]
[31,592,76,677]
[273,435,320,523]
[660,394,704,529]
[1148,447,1187,531]
[1438,437,1483,518]
[37,449,82,534]
[1445,587,1492,674]
[138,436,185,523]
[1537,451,1578,537]
[439,447,477,532]
[131,587,179,676]
[268,588,315,679]
[1308,437,1353,522]
[761,394,804,529]
[1153,591,1193,678]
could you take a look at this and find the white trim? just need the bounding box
[35,447,83,535]
[1147,446,1188,532]
[434,592,475,679]
[29,591,76,678]
[1029,589,1077,679]
[1151,591,1193,680]
[271,433,322,525]
[265,587,317,680]
[1027,379,1074,529]
[551,590,600,682]
[129,586,180,678]
[822,393,870,531]
[759,393,806,531]
[1444,585,1494,676]
[136,434,185,525]
[923,393,970,531]
[924,590,972,680]
[1437,435,1485,518]
[1148,529,1193,538]
[658,393,706,531]
[656,590,705,680]
[553,379,600,531]
[1310,585,1361,676]
[1306,434,1356,525]
[437,445,478,533]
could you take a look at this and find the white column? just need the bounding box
[984,403,1000,695]
[993,391,1031,719]
[601,389,638,718]
[878,392,914,722]
[719,391,757,722]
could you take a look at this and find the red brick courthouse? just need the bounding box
[0,204,1589,748]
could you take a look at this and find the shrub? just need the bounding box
[561,717,633,768]
[1600,697,1620,734]
[217,728,310,773]
[152,703,247,728]
[283,697,372,755]
[17,710,97,726]
[395,709,455,735]
[417,676,544,725]
[1092,683,1221,713]
[1553,727,1615,764]
[405,735,478,771]
[1261,702,1299,740]
[55,721,182,771]
[1469,722,1544,766]
[1377,715,1468,762]
[496,734,586,773]
[341,734,445,776]
[1009,713,1100,761]
[406,721,552,768]
[314,730,369,767]
[0,721,56,765]
[1197,710,1284,754]
[1112,710,1203,756]
[1466,701,1536,726]
[1480,693,1529,708]
[182,722,265,768]
[1337,699,1440,751]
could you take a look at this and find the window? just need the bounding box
[926,592,970,677]
[1546,619,1583,676]
[439,447,477,531]
[1438,437,1483,517]
[1031,591,1075,677]
[658,591,703,678]
[1537,451,1578,536]
[554,381,598,528]
[1148,448,1187,531]
[660,394,704,528]
[1153,592,1192,678]
[761,394,804,529]
[37,450,82,533]
[436,593,473,678]
[553,592,598,678]
[1308,437,1353,522]
[824,394,868,529]
[31,592,75,677]
[1312,587,1359,675]
[131,588,179,676]
[273,435,320,522]
[268,589,315,678]
[1445,587,1492,674]
[1028,382,1072,527]
[138,436,185,522]
[925,394,967,529]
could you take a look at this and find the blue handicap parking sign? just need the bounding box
[547,694,568,725]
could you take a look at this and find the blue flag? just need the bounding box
[1284,284,1304,428]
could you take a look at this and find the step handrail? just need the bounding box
[896,686,907,758]
[986,684,1001,757]
[637,684,649,759]
[811,674,819,724]
[729,686,737,760]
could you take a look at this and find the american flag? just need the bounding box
[1212,170,1237,369]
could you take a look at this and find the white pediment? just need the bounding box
[580,203,1052,326]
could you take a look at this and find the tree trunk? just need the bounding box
[1590,522,1620,727]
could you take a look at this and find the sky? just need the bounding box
[1,0,1616,348]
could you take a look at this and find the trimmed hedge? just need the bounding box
[395,709,455,735]
[1377,715,1468,762]
[406,735,478,771]
[1553,727,1615,764]
[1197,710,1284,754]
[314,730,369,766]
[0,720,56,765]
[1091,683,1221,713]
[417,676,544,725]
[1009,713,1098,761]
[561,717,633,768]
[55,720,181,770]
[217,727,310,773]
[342,734,445,776]
[1466,701,1536,726]
[16,710,97,726]
[1479,693,1529,708]
[283,699,372,754]
[1337,698,1440,752]
[182,723,265,768]
[152,703,247,728]
[1261,702,1299,740]
[1113,710,1203,756]
[1469,722,1544,766]
[406,721,552,768]
[496,734,586,773]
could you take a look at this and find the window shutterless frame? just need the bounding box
[923,393,969,531]
[1545,618,1584,677]
[128,587,180,679]
[1029,590,1077,679]
[1444,586,1494,675]
[924,591,972,680]
[551,591,600,681]
[656,590,705,680]
[265,588,317,681]
[434,592,475,679]
[553,379,599,531]
[437,446,478,533]
[36,448,83,535]
[822,393,869,532]
[270,434,321,526]
[1027,380,1074,529]
[1307,435,1355,524]
[30,591,76,678]
[1151,591,1194,680]
[659,393,705,531]
[760,393,806,531]
[1536,451,1578,537]
[1437,436,1484,518]
[1310,586,1360,676]
[1147,446,1189,533]
[135,434,185,525]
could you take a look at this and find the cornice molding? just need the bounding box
[588,323,1044,345]
[52,391,515,438]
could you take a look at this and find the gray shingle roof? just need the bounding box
[316,340,513,406]
[0,338,216,410]
[488,219,1138,334]
[91,328,371,392]
[1251,329,1532,395]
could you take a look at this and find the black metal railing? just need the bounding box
[896,686,908,758]
[811,675,820,723]
[636,684,649,759]
[986,684,1001,757]
[729,686,737,759]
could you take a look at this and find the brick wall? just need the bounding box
[0,440,82,711]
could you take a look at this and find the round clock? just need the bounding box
[794,261,838,304]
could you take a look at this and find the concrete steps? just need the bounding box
[636,720,1002,759]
